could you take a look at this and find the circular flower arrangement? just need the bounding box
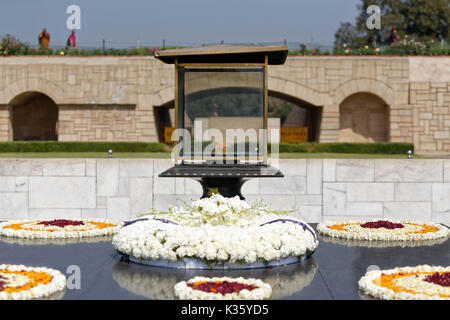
[174,276,272,300]
[113,195,318,269]
[318,233,448,248]
[0,264,66,300]
[317,220,449,241]
[112,259,317,300]
[0,234,115,246]
[359,265,450,300]
[0,218,123,239]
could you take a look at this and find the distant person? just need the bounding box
[66,30,76,49]
[38,28,50,50]
[389,27,400,45]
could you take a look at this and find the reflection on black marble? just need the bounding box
[0,224,447,299]
[112,257,318,300]
[358,291,378,300]
[0,235,114,246]
[36,289,67,300]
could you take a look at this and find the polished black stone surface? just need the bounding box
[159,164,283,178]
[159,164,284,200]
[0,224,448,300]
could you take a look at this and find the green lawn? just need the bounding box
[0,152,425,159]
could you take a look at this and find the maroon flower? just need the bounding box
[360,221,404,229]
[423,272,450,287]
[38,219,85,228]
[0,275,5,292]
[188,281,258,294]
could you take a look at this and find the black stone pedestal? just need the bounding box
[159,163,283,200]
[196,177,246,199]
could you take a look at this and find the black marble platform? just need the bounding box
[159,163,283,178]
[159,164,284,199]
[0,224,448,300]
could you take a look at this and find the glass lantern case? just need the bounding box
[180,66,265,161]
[155,45,287,199]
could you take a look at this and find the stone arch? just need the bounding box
[333,78,394,106]
[152,86,324,143]
[151,86,174,108]
[269,76,329,106]
[339,92,389,142]
[1,77,64,105]
[151,76,331,109]
[10,91,59,141]
[269,90,322,142]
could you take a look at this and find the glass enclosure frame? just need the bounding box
[174,57,269,165]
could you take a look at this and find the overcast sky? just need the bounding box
[0,0,360,49]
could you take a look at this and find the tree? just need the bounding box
[268,102,294,125]
[334,22,364,48]
[355,0,404,45]
[400,0,450,40]
[334,0,450,47]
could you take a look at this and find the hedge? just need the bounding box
[168,141,414,155]
[270,142,414,154]
[0,141,168,153]
[0,141,414,154]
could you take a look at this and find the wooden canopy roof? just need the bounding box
[154,44,288,65]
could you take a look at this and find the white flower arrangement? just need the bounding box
[317,219,449,241]
[113,195,318,268]
[142,194,293,226]
[112,259,318,300]
[0,218,124,239]
[0,234,115,246]
[0,264,66,300]
[174,276,272,300]
[358,265,450,300]
[318,233,448,248]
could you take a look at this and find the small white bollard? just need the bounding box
[108,149,113,158]
[407,150,412,159]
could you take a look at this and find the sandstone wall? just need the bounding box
[0,56,449,153]
[58,105,139,141]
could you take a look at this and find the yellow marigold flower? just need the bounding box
[60,51,65,56]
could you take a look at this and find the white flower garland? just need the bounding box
[113,195,318,268]
[112,260,318,300]
[0,218,124,239]
[317,219,449,241]
[174,276,272,300]
[113,216,317,266]
[358,265,450,300]
[143,194,294,227]
[318,233,448,248]
[0,264,66,300]
[0,234,115,246]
